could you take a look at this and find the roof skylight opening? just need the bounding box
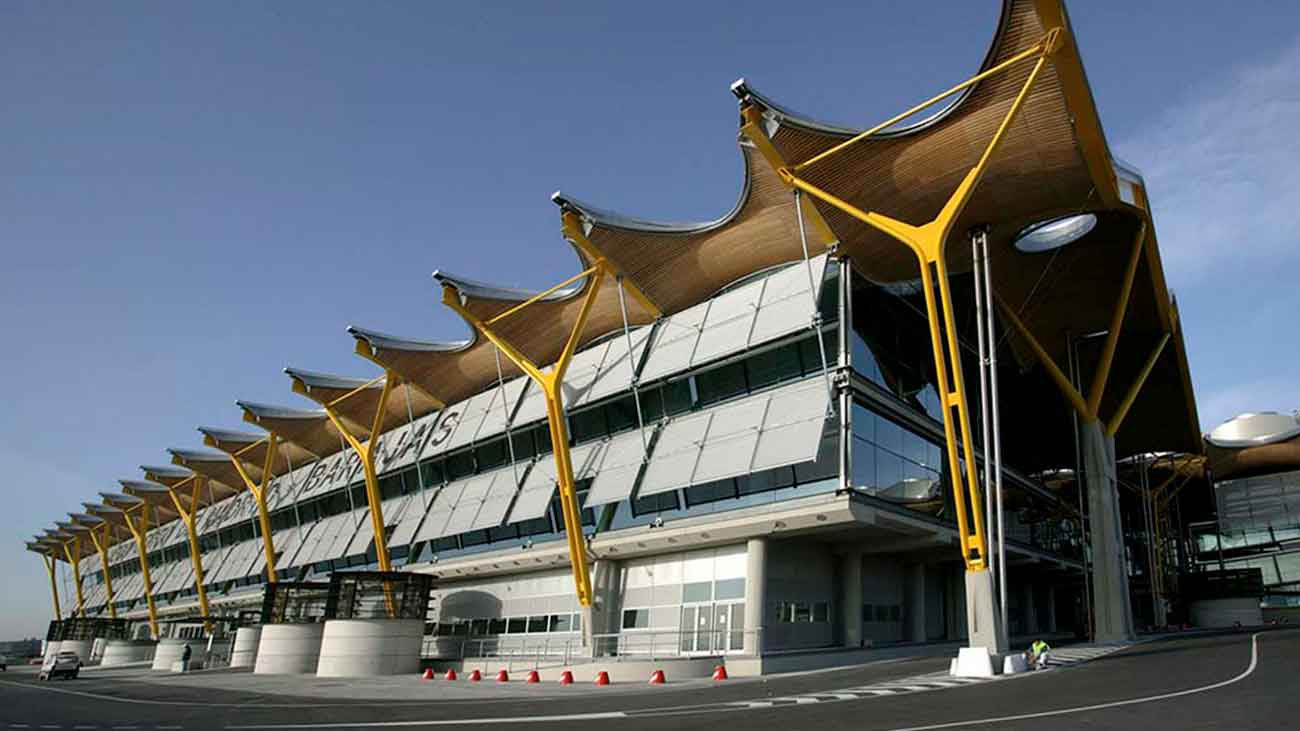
[1013,213,1098,253]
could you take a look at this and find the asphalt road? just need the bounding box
[0,629,1294,731]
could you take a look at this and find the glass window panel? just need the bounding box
[684,479,738,507]
[682,581,712,603]
[813,602,829,622]
[444,451,475,480]
[746,344,804,390]
[876,450,904,491]
[794,602,811,622]
[570,406,608,444]
[506,617,526,634]
[488,618,507,634]
[549,614,571,632]
[695,362,748,406]
[528,615,548,633]
[603,395,638,435]
[632,491,680,516]
[852,436,877,491]
[622,609,650,629]
[737,466,795,495]
[475,438,509,471]
[660,380,694,417]
[714,578,745,600]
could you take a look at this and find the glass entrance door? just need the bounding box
[680,602,745,655]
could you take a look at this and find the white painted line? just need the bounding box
[227,712,628,729]
[880,632,1263,731]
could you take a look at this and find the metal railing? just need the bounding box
[429,630,746,669]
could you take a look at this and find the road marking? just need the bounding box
[227,712,628,729]
[878,632,1263,731]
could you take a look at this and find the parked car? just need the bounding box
[38,651,81,680]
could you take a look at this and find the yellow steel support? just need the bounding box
[165,475,213,631]
[85,523,118,619]
[121,503,159,638]
[560,212,664,318]
[61,536,86,616]
[226,436,281,583]
[993,293,1091,417]
[310,376,396,573]
[738,108,838,248]
[1105,332,1170,438]
[42,553,62,621]
[441,266,608,605]
[1086,222,1148,417]
[770,33,1062,569]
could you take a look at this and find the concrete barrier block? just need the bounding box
[952,647,996,678]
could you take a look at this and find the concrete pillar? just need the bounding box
[585,559,620,656]
[905,563,927,642]
[965,569,1005,651]
[1022,583,1039,636]
[1081,421,1136,641]
[743,538,767,655]
[1046,586,1058,633]
[841,553,863,648]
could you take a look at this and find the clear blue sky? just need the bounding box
[3,1,1297,638]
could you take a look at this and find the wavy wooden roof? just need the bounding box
[729,0,1199,461]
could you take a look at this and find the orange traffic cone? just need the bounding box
[526,670,540,684]
[496,669,510,683]
[421,668,434,681]
[594,670,610,686]
[712,665,728,681]
[468,669,482,682]
[649,669,666,684]
[444,669,457,681]
[559,670,574,685]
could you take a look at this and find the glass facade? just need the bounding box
[84,258,1080,617]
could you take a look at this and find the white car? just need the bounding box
[38,651,81,680]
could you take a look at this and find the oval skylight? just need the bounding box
[1013,213,1098,253]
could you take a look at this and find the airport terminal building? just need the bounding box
[29,0,1208,674]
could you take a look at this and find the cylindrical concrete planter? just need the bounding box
[59,639,93,663]
[254,623,325,675]
[151,638,189,671]
[316,619,424,678]
[101,639,156,666]
[230,626,263,669]
[91,637,106,663]
[43,641,62,660]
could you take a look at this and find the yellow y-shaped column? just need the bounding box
[85,523,118,619]
[61,536,86,616]
[166,477,214,630]
[121,503,160,639]
[225,438,280,583]
[41,552,62,621]
[441,264,613,606]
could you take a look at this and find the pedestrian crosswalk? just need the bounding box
[731,642,1130,709]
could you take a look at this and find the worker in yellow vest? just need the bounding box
[1029,639,1051,670]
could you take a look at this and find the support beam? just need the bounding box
[61,537,85,616]
[994,294,1090,419]
[85,523,117,619]
[441,268,607,607]
[224,437,281,583]
[1104,333,1171,438]
[120,504,160,639]
[42,553,62,622]
[1085,222,1148,417]
[304,377,396,574]
[765,32,1062,652]
[561,211,663,318]
[165,476,214,630]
